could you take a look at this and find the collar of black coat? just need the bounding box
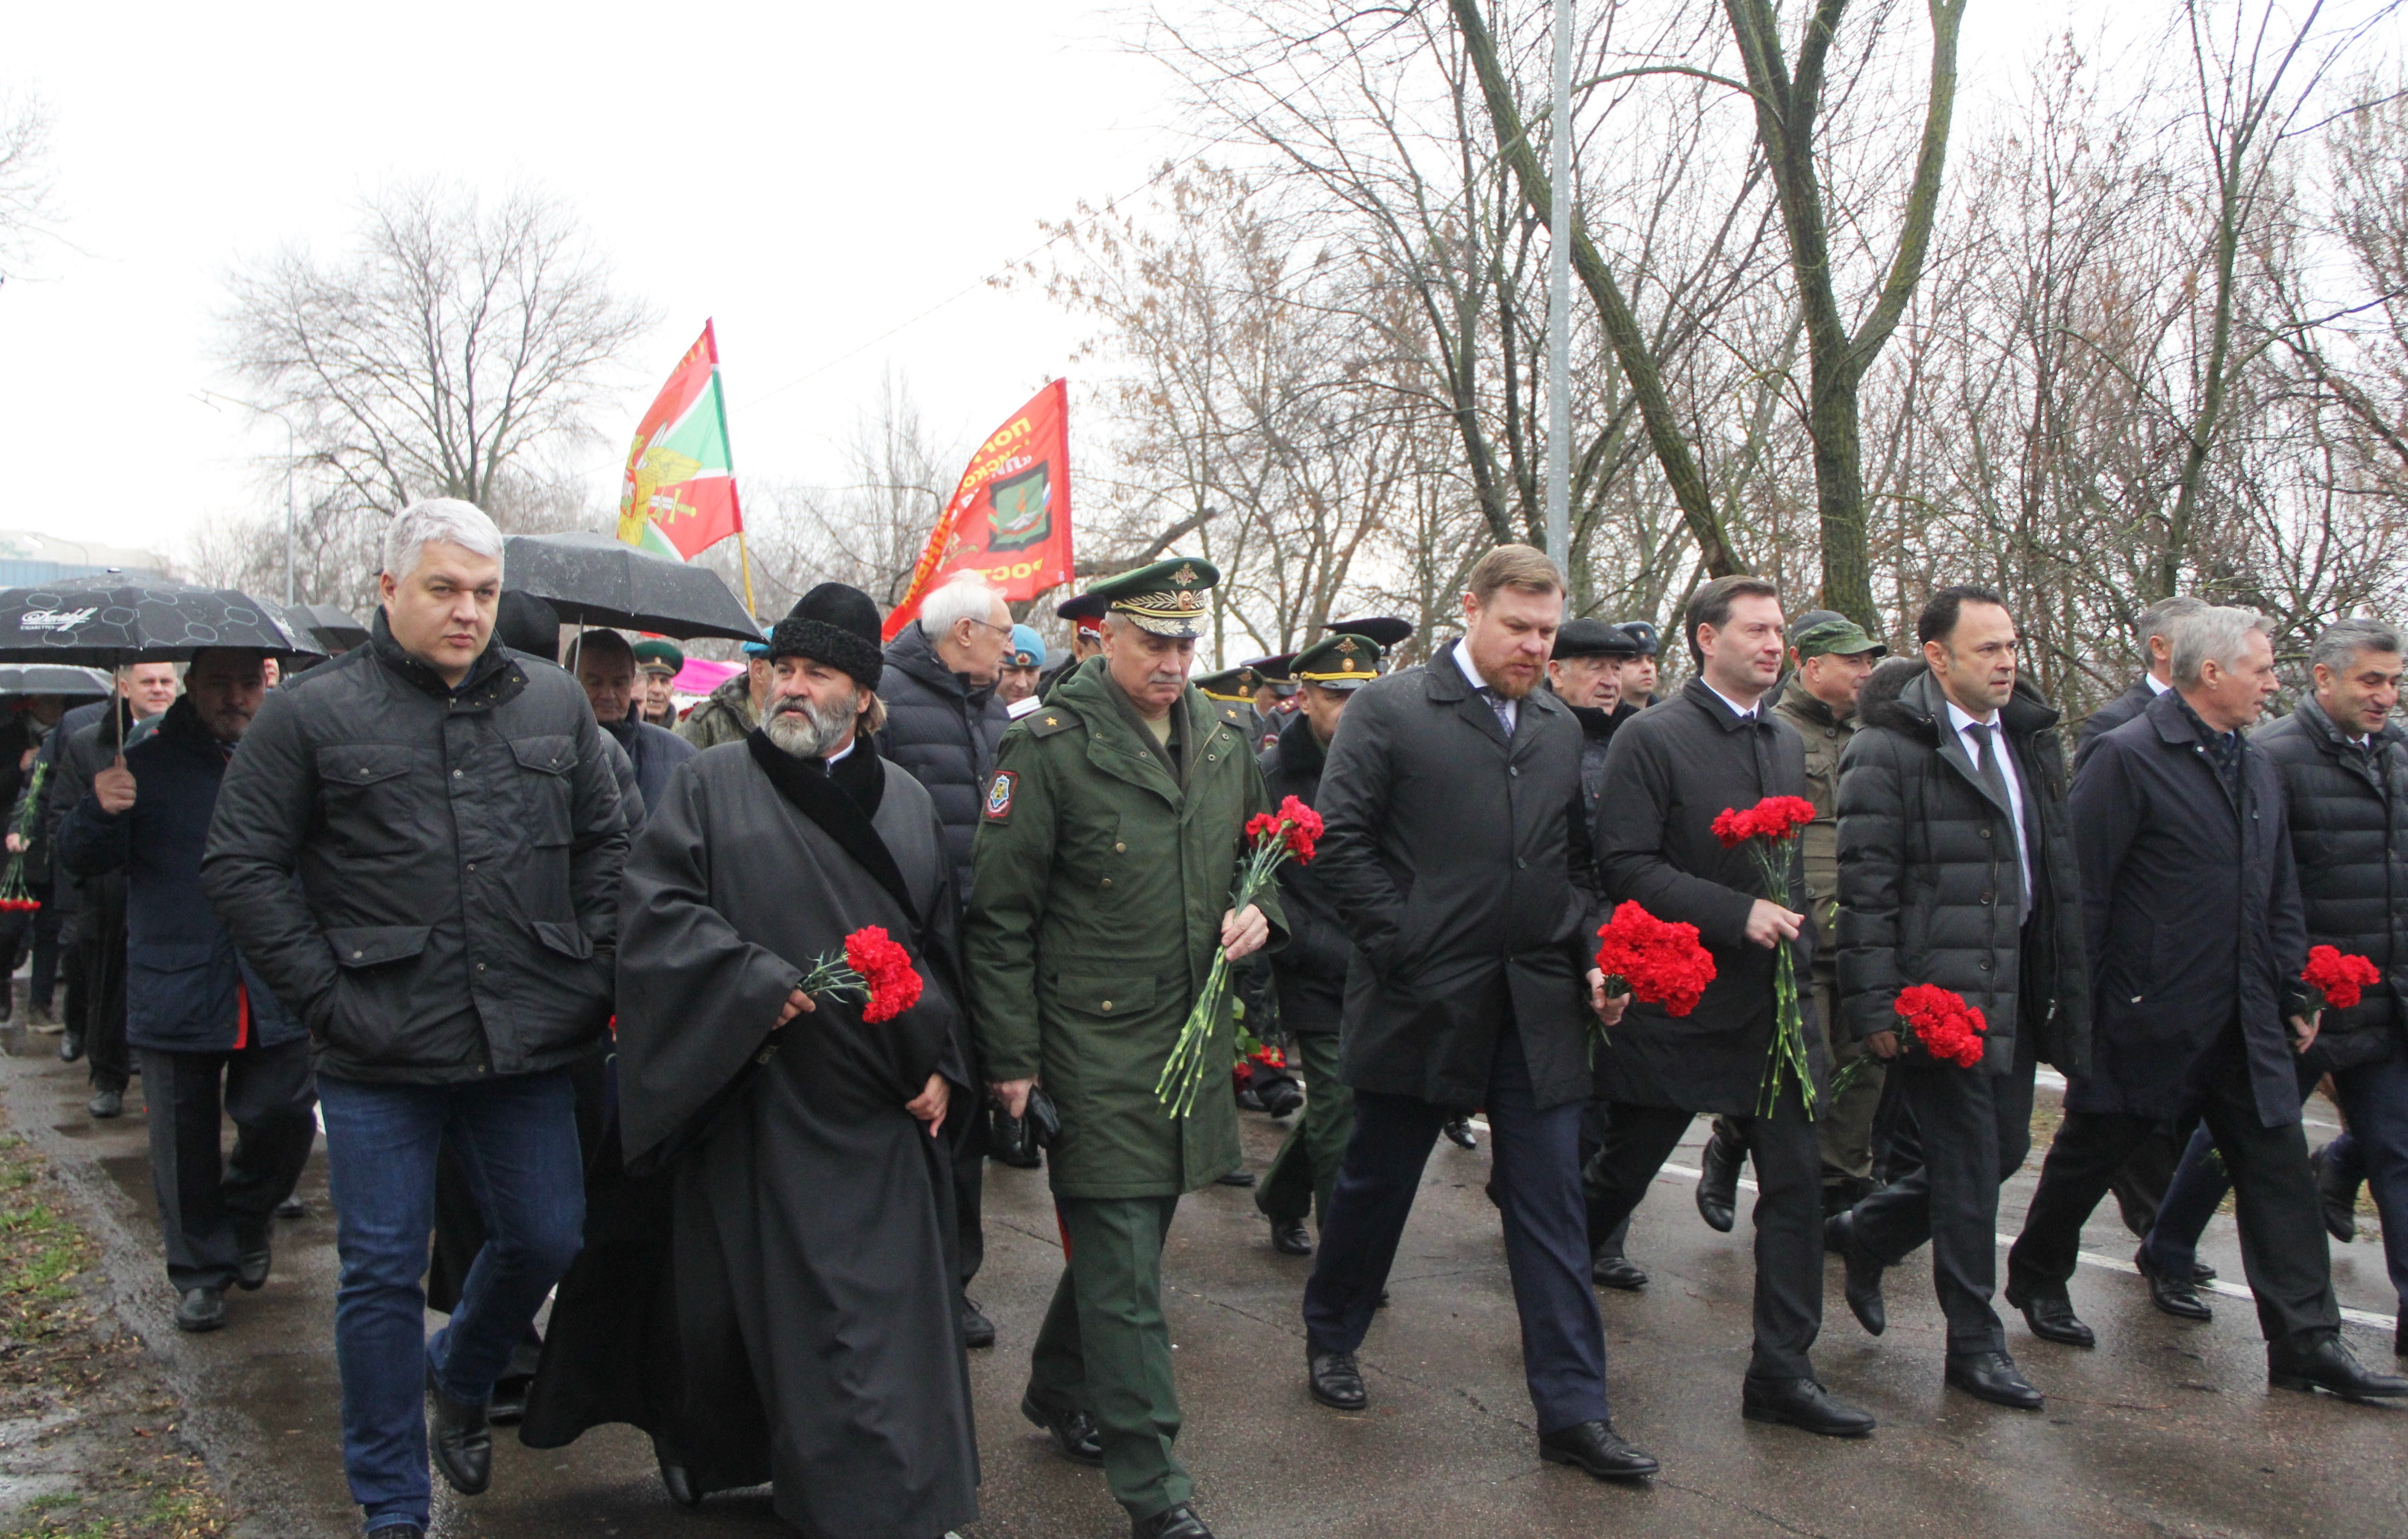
[1274,702,1326,774]
[2292,694,2407,754]
[367,607,524,709]
[1677,674,1768,731]
[2146,685,2239,751]
[886,617,996,706]
[743,728,913,917]
[152,696,230,761]
[1855,656,2059,743]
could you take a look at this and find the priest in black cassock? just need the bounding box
[521,583,979,1539]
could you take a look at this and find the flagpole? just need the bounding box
[735,528,758,620]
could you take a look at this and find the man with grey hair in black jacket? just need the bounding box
[2004,604,2405,1404]
[1823,586,2089,1412]
[206,498,628,1539]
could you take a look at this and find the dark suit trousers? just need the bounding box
[139,1040,316,1292]
[1302,1017,1608,1434]
[1585,1080,1824,1381]
[86,920,130,1094]
[2007,1021,2340,1349]
[1850,1024,2037,1353]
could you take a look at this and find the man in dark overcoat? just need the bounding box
[1300,546,1654,1483]
[2136,619,2408,1355]
[1252,631,1384,1257]
[2005,605,2407,1403]
[1585,576,1874,1438]
[1822,589,2089,1412]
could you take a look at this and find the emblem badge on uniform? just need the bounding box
[984,771,1017,821]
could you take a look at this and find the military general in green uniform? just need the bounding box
[966,557,1285,1539]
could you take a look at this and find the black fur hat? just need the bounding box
[768,583,885,690]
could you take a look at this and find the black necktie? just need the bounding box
[1966,722,2027,920]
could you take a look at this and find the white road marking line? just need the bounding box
[1457,1119,2397,1332]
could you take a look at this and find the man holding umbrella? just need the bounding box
[58,647,315,1334]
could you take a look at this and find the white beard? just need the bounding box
[763,688,857,758]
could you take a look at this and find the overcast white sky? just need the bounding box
[2,1,2126,571]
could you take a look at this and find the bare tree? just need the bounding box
[207,179,655,603]
[0,87,60,279]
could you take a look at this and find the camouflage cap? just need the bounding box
[1791,615,1887,660]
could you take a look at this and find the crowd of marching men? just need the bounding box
[7,499,2404,1539]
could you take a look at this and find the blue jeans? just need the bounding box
[317,1070,585,1532]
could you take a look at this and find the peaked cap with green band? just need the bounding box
[1084,556,1220,638]
[1192,666,1259,701]
[1293,631,1383,691]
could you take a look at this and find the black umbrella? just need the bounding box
[0,663,116,698]
[289,603,370,653]
[501,531,761,643]
[0,577,321,668]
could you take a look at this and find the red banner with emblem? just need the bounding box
[881,379,1074,640]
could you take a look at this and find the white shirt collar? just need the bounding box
[823,734,857,767]
[1703,680,1762,720]
[1944,699,1999,734]
[1451,637,1493,694]
[2144,672,2172,696]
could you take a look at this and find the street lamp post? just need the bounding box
[1545,0,1572,583]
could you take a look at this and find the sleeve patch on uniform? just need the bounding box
[984,770,1018,821]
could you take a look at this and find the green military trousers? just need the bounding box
[1027,1194,1189,1520]
[1254,1032,1353,1229]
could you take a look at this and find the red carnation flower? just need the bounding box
[1711,806,1761,847]
[842,925,924,1024]
[2301,945,2381,1013]
[1594,901,1718,1018]
[1895,983,1988,1068]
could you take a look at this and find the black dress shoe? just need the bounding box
[365,1527,425,1539]
[2190,1259,2217,1284]
[234,1234,270,1291]
[1829,1212,1885,1336]
[1270,1217,1313,1256]
[1214,1170,1257,1188]
[2134,1246,2211,1322]
[1741,1376,1877,1438]
[59,1030,84,1062]
[1590,1246,1648,1291]
[2269,1337,2408,1403]
[2006,1288,2095,1348]
[1258,1078,1305,1119]
[961,1297,997,1349]
[1538,1419,1660,1480]
[1443,1115,1478,1150]
[1695,1125,1743,1234]
[426,1367,493,1496]
[275,1196,308,1220]
[2310,1143,2361,1244]
[1019,1394,1103,1465]
[1308,1348,1367,1411]
[87,1087,122,1118]
[173,1286,225,1333]
[1235,1085,1266,1113]
[658,1453,703,1509]
[1946,1349,2044,1410]
[1133,1503,1214,1539]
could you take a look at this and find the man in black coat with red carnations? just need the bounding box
[1821,589,2089,1412]
[2005,604,2406,1404]
[1586,576,1873,1439]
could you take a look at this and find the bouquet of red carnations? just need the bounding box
[2300,945,2380,1021]
[1158,796,1323,1119]
[1830,983,1988,1095]
[1713,794,1818,1117]
[796,925,924,1023]
[1591,901,1717,1060]
[0,762,43,915]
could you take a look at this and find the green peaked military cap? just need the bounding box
[631,638,686,675]
[1085,556,1220,638]
[1293,631,1384,691]
[1192,666,1258,701]
[1791,613,1887,660]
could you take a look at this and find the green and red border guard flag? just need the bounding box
[618,320,755,610]
[883,379,1074,640]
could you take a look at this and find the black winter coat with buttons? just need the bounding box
[875,621,1009,910]
[1592,677,1824,1114]
[2253,698,2408,1072]
[2067,689,2310,1127]
[203,612,629,1084]
[1834,661,2090,1077]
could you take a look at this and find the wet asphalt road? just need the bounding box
[5,1032,2401,1539]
